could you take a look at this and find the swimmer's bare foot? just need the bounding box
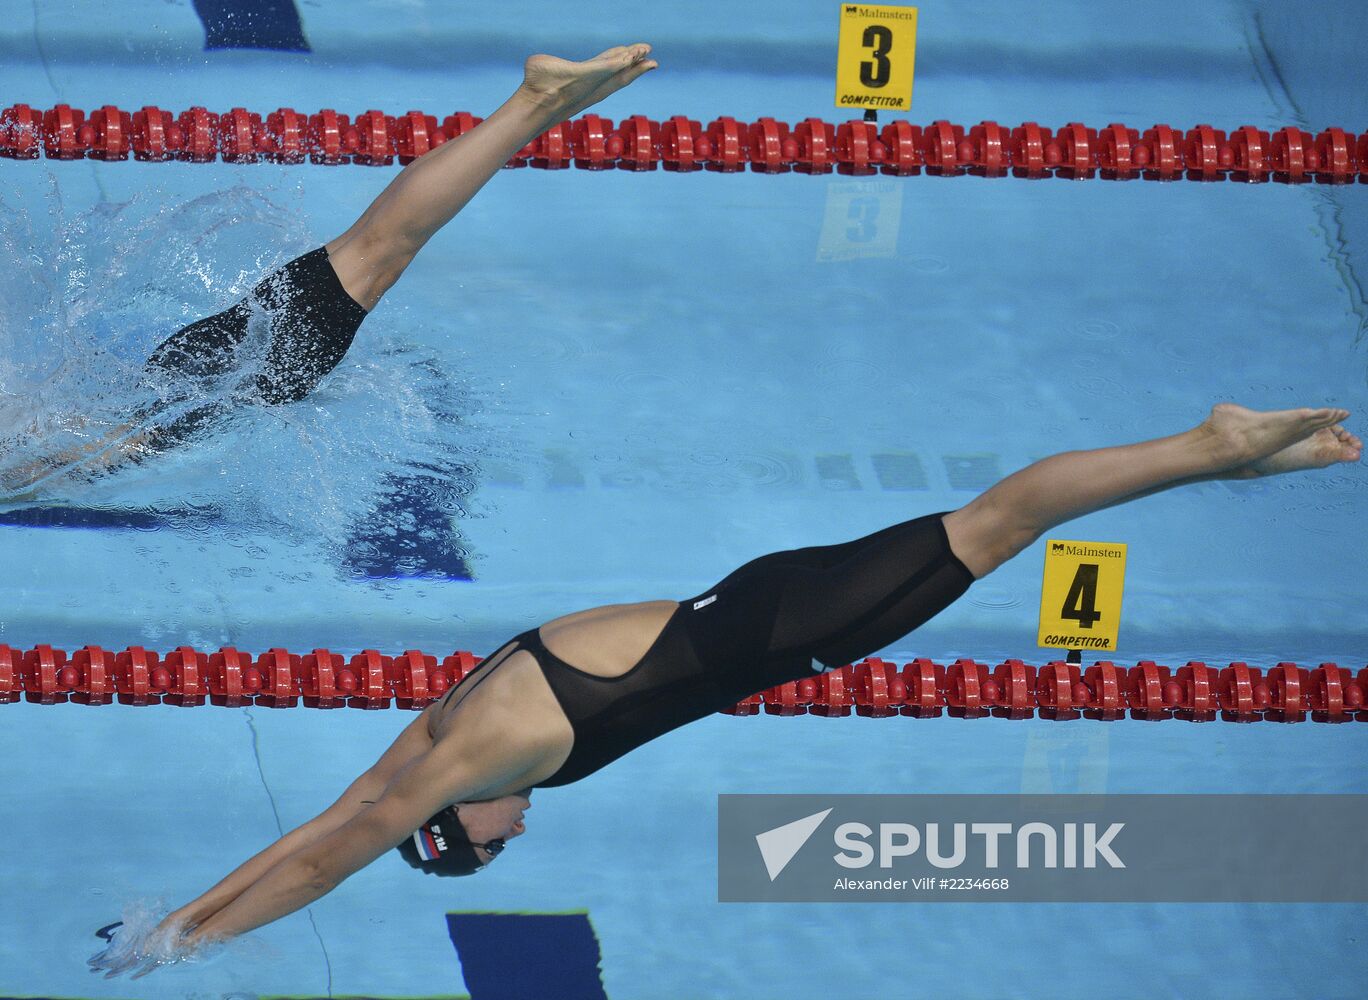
[1234,422,1363,479]
[1199,402,1351,473]
[516,45,657,124]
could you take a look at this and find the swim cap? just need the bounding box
[397,805,491,877]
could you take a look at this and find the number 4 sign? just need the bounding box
[834,4,919,112]
[1037,540,1128,653]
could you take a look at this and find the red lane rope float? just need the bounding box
[2,643,1365,723]
[1,103,1364,184]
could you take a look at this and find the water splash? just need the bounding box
[86,895,278,983]
[0,181,301,493]
[0,181,491,572]
[85,897,220,979]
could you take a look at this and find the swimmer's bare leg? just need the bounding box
[325,45,657,310]
[0,419,148,497]
[943,403,1360,578]
[5,50,657,496]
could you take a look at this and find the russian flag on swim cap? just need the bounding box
[415,825,445,862]
[397,806,485,877]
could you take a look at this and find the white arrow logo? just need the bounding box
[755,808,833,881]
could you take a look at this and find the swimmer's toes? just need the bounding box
[615,43,652,63]
[1315,408,1350,430]
[1247,426,1361,476]
[521,44,655,116]
[1296,407,1342,434]
[1333,425,1363,461]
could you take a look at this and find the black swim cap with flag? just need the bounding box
[397,805,489,877]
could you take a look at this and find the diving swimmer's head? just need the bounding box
[398,795,529,877]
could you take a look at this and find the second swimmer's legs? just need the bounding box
[943,403,1361,579]
[5,46,662,490]
[325,45,657,310]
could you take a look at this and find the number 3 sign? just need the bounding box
[1037,540,1129,653]
[834,4,919,112]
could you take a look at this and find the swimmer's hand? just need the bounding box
[86,911,206,980]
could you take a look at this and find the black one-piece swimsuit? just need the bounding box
[444,511,975,787]
[139,246,367,449]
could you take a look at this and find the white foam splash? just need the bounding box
[85,897,223,980]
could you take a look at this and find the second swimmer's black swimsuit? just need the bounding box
[138,246,367,450]
[514,511,975,787]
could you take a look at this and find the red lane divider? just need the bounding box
[2,643,1364,723]
[2,103,1365,183]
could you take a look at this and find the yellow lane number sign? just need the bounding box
[835,4,918,111]
[1037,539,1127,652]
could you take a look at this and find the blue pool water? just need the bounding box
[1,1,1365,997]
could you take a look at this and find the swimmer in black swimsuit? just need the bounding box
[95,400,1359,976]
[3,44,659,496]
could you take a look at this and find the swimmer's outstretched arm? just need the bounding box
[325,45,657,311]
[167,753,482,950]
[119,702,552,974]
[143,705,444,948]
